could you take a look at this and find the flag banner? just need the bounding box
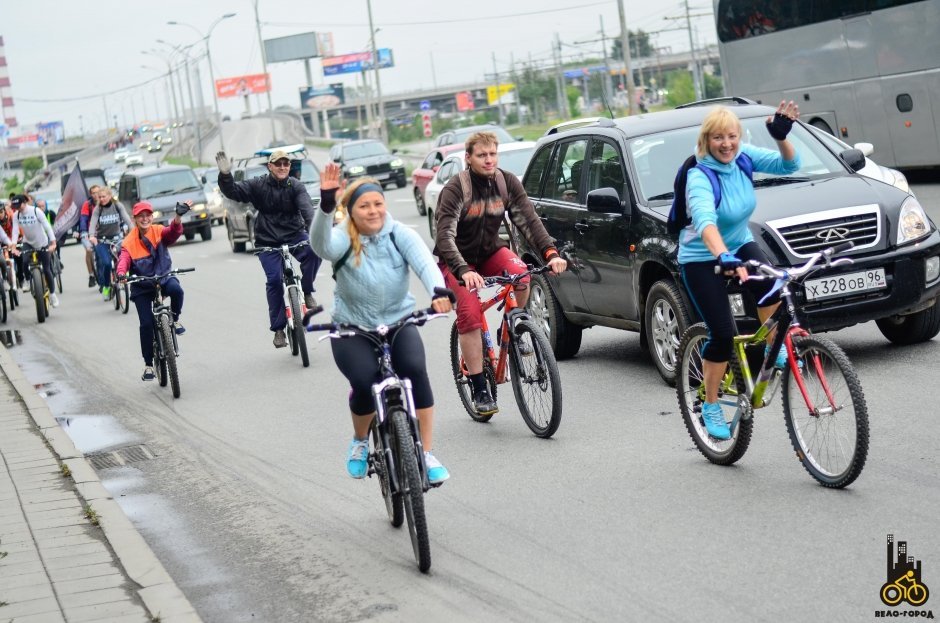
[54,165,88,239]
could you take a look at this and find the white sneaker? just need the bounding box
[49,293,59,308]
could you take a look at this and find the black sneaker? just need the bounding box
[273,330,288,348]
[141,366,155,381]
[88,275,96,288]
[304,293,323,314]
[472,389,499,416]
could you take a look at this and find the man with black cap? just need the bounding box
[9,194,59,307]
[215,148,322,349]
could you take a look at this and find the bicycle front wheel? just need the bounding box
[54,257,63,294]
[159,314,181,398]
[0,283,6,323]
[119,283,130,314]
[509,319,562,438]
[288,288,309,367]
[154,336,168,387]
[371,422,403,527]
[111,273,120,310]
[391,408,431,573]
[782,335,868,488]
[449,321,497,423]
[31,267,46,324]
[677,323,753,465]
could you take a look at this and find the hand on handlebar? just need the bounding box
[88,236,98,246]
[431,286,455,313]
[547,256,567,275]
[461,270,485,290]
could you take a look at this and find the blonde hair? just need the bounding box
[696,106,743,158]
[338,177,383,266]
[465,130,499,155]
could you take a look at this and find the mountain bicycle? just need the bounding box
[125,268,195,399]
[450,264,563,438]
[676,242,869,488]
[15,243,52,324]
[254,242,320,368]
[305,306,448,573]
[103,237,129,313]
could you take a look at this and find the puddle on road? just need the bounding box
[55,414,141,455]
[34,381,60,398]
[0,329,23,347]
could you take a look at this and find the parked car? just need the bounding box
[223,144,321,253]
[412,144,464,216]
[432,123,519,148]
[513,100,940,386]
[328,139,406,188]
[425,141,537,239]
[103,166,123,189]
[117,165,212,241]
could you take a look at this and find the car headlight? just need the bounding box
[883,166,911,194]
[152,210,162,219]
[390,158,403,168]
[898,196,931,244]
[193,203,207,213]
[348,165,365,175]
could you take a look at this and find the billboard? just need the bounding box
[455,91,475,112]
[321,48,394,76]
[6,133,40,149]
[37,121,65,145]
[264,32,319,63]
[486,83,516,106]
[216,74,271,98]
[299,84,345,110]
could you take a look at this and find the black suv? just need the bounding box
[516,101,940,385]
[329,139,406,188]
[222,147,321,253]
[117,165,212,241]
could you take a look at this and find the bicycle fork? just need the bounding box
[371,377,429,492]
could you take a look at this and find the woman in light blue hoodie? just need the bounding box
[311,163,453,484]
[679,102,801,441]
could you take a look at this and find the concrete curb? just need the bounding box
[0,344,202,623]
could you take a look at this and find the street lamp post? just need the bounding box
[142,65,173,124]
[253,0,277,143]
[168,13,236,153]
[143,51,181,122]
[158,40,203,161]
[366,0,387,144]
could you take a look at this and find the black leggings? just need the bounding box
[680,242,780,363]
[330,323,434,416]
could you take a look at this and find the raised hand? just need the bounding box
[215,151,232,175]
[766,100,799,141]
[321,162,345,193]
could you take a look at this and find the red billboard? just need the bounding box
[215,74,271,99]
[455,91,475,112]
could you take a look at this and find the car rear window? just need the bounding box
[139,170,202,199]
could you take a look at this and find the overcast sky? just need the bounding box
[2,0,718,135]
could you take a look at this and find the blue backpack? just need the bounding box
[666,153,753,235]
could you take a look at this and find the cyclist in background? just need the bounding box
[215,149,322,349]
[433,131,566,416]
[310,163,454,485]
[9,194,59,307]
[80,185,102,288]
[678,102,800,440]
[116,200,191,381]
[88,186,133,300]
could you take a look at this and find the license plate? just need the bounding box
[804,268,887,301]
[374,172,390,180]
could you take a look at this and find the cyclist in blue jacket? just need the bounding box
[678,101,800,440]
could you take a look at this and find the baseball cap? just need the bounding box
[10,194,28,207]
[267,150,290,164]
[132,201,154,216]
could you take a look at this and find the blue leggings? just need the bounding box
[94,242,114,288]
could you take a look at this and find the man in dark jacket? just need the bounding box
[216,149,322,348]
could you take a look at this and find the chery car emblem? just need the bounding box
[816,227,850,242]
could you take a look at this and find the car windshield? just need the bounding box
[343,142,389,159]
[139,170,202,199]
[296,160,320,184]
[455,126,516,144]
[246,165,267,179]
[499,147,535,177]
[630,116,847,203]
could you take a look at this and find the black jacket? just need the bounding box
[218,172,314,247]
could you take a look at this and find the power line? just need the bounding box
[17,75,167,104]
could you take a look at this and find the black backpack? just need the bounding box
[666,153,753,235]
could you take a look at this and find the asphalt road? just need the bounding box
[4,123,939,622]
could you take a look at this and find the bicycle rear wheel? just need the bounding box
[509,319,562,438]
[31,267,46,324]
[449,321,496,422]
[288,288,309,367]
[54,256,63,294]
[371,422,403,527]
[159,314,181,398]
[677,323,753,465]
[782,335,868,488]
[391,408,430,573]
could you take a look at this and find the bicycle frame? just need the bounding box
[255,242,306,316]
[476,282,529,385]
[150,281,179,357]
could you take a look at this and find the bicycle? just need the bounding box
[676,242,869,488]
[125,268,195,399]
[881,570,929,606]
[450,264,563,438]
[3,254,19,311]
[253,241,319,368]
[50,250,63,295]
[305,307,447,573]
[103,237,129,313]
[16,243,52,324]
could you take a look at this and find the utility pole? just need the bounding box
[616,0,637,115]
[684,0,703,100]
[430,53,438,90]
[102,96,110,133]
[366,0,387,144]
[554,33,568,120]
[510,52,521,124]
[492,52,504,126]
[253,0,277,143]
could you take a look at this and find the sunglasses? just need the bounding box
[271,160,291,168]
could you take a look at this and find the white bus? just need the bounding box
[714,0,940,169]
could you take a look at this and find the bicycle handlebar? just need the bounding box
[124,267,196,284]
[713,242,855,281]
[252,241,310,255]
[303,307,447,338]
[458,263,554,289]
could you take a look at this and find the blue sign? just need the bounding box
[420,100,431,111]
[563,65,608,79]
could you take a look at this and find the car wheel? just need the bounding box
[199,223,212,241]
[645,279,692,386]
[427,207,436,240]
[184,231,196,241]
[414,188,427,216]
[396,177,407,189]
[527,272,583,359]
[875,298,940,345]
[227,220,246,253]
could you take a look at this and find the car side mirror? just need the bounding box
[515,136,524,141]
[586,187,623,214]
[840,148,866,172]
[853,142,874,157]
[201,175,207,184]
[432,165,440,172]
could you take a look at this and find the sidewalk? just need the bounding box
[0,345,200,623]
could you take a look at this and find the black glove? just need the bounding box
[175,202,191,216]
[766,112,794,141]
[718,252,743,272]
[433,286,456,304]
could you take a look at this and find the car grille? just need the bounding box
[366,163,392,175]
[765,204,881,258]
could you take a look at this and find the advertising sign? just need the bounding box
[6,134,40,149]
[36,121,65,145]
[215,74,270,99]
[486,83,516,106]
[264,32,320,63]
[321,48,394,76]
[455,91,475,112]
[299,84,345,110]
